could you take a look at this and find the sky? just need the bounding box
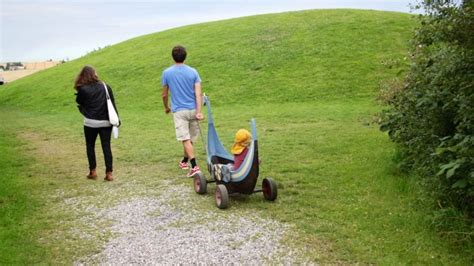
[0,0,417,62]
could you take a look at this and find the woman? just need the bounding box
[75,65,119,181]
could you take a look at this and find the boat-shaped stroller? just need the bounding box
[193,95,278,209]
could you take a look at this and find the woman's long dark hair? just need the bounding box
[74,65,99,90]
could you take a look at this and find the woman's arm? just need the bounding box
[75,88,83,104]
[75,88,85,114]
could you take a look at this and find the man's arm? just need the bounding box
[194,82,203,120]
[162,85,171,114]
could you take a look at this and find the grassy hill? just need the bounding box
[0,9,471,264]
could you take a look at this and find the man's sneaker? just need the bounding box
[186,166,201,178]
[179,161,189,170]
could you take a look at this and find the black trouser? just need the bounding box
[84,126,113,172]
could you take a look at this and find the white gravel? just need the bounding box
[74,183,306,265]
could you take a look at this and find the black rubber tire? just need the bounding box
[215,184,229,209]
[194,172,207,194]
[262,177,278,201]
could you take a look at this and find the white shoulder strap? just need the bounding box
[102,82,110,100]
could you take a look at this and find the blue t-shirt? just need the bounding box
[161,64,201,112]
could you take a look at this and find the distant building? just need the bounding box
[6,62,26,70]
[0,62,27,71]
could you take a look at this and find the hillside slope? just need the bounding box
[0,9,411,111]
[1,9,471,264]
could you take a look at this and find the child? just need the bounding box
[231,129,252,170]
[213,128,252,182]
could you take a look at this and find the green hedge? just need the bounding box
[380,0,473,230]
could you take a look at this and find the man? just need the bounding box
[162,45,204,177]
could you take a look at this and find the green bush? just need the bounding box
[379,0,473,233]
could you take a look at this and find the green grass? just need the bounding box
[0,9,472,264]
[0,121,49,264]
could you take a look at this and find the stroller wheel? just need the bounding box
[215,184,229,209]
[262,177,278,201]
[194,172,207,194]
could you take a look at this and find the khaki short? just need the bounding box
[173,109,199,142]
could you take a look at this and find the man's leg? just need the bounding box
[188,113,200,170]
[180,146,189,169]
[183,139,197,168]
[174,110,200,176]
[174,111,191,169]
[183,139,200,177]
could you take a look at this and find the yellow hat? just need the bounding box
[231,129,252,155]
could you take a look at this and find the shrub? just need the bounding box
[379,0,473,234]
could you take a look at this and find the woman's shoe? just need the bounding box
[87,169,97,180]
[104,171,113,181]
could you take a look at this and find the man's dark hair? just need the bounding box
[172,45,187,63]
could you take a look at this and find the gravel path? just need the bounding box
[21,131,308,264]
[73,182,306,264]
